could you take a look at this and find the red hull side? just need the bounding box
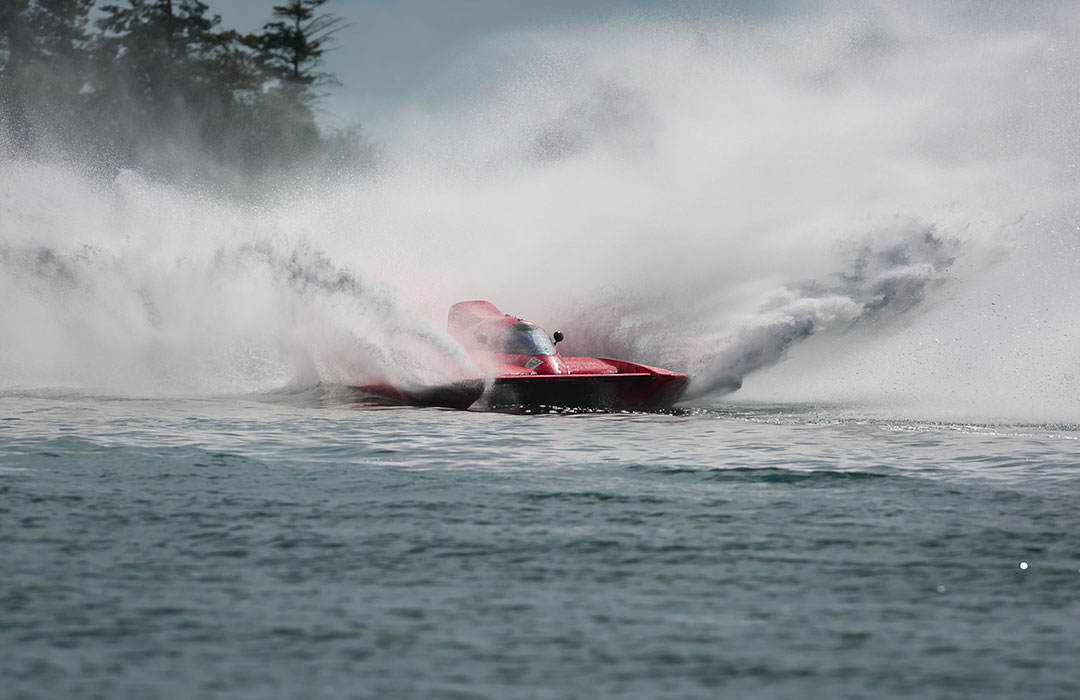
[486,364,686,410]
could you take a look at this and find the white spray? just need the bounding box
[1,1,1078,419]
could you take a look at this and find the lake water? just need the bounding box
[3,390,1078,699]
[5,4,1080,697]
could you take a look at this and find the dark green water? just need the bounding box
[2,392,1079,699]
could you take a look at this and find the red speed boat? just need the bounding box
[355,301,686,410]
[449,300,686,410]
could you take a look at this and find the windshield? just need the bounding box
[497,323,557,356]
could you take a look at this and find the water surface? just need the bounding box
[3,392,1078,699]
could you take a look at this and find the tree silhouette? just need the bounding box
[1,0,95,146]
[259,0,344,98]
[0,0,367,190]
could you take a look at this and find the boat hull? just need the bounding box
[349,301,689,411]
[484,369,686,410]
[351,379,486,409]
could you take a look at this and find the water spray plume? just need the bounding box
[0,165,475,395]
[2,1,1078,420]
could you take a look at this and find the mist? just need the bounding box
[2,1,1078,420]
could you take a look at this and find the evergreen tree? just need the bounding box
[0,0,370,189]
[95,1,220,128]
[28,0,95,132]
[1,0,94,147]
[31,0,96,63]
[0,0,34,143]
[259,0,343,98]
[92,0,268,177]
[249,0,345,174]
[0,0,33,70]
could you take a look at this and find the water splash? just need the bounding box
[553,218,962,399]
[2,2,1078,419]
[0,165,475,394]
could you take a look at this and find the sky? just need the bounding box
[207,0,766,128]
[204,0,1070,130]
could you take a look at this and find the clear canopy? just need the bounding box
[497,323,557,356]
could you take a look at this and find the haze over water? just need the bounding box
[2,2,1080,698]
